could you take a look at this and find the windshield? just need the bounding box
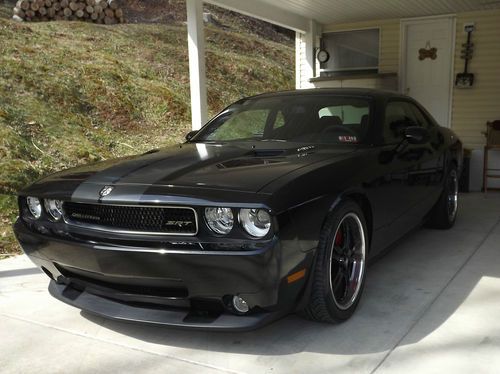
[193,95,371,144]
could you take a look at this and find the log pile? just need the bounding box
[12,0,125,24]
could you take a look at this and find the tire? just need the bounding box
[426,166,459,230]
[301,199,368,323]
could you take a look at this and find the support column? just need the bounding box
[186,0,208,130]
[304,19,319,86]
[295,20,319,89]
[295,32,302,89]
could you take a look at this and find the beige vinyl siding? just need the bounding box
[317,9,500,149]
[451,9,500,149]
[323,19,400,74]
[295,32,312,88]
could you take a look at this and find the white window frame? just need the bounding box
[319,27,381,74]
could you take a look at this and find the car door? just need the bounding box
[405,100,446,216]
[367,99,437,254]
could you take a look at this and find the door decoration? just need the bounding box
[418,41,437,60]
[455,24,475,88]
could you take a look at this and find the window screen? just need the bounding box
[320,29,380,73]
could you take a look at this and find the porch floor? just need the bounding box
[1,192,500,374]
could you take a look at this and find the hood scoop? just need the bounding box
[251,149,286,157]
[216,158,283,169]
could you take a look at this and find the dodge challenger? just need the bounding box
[14,88,462,330]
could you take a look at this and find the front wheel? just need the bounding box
[427,166,459,229]
[301,200,368,323]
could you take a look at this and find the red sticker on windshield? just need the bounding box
[338,135,358,143]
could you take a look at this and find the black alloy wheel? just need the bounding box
[302,199,368,323]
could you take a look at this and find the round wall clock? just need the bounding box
[317,49,330,63]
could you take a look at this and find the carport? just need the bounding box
[186,0,500,190]
[1,194,500,372]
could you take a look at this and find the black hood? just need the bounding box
[21,142,356,200]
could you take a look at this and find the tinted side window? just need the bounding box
[273,110,286,129]
[408,103,433,128]
[384,101,420,143]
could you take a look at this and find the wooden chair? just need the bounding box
[483,120,500,192]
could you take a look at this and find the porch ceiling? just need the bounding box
[208,0,500,28]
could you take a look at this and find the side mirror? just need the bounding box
[404,126,430,145]
[185,130,199,142]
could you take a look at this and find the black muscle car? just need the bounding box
[14,89,462,330]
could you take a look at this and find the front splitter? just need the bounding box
[48,281,285,331]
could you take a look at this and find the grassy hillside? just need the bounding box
[0,11,294,257]
[123,0,295,44]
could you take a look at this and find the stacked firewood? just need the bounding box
[12,0,125,24]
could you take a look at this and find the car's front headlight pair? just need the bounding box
[25,197,63,221]
[204,207,271,238]
[24,197,272,238]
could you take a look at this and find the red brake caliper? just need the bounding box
[334,227,343,247]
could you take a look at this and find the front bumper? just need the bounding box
[48,281,283,331]
[14,218,302,331]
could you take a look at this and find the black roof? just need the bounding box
[249,88,406,100]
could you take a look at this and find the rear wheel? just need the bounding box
[427,166,458,229]
[302,200,367,323]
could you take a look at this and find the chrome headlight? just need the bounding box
[44,199,63,221]
[239,208,271,238]
[204,207,234,235]
[26,197,42,219]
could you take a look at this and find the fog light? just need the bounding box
[232,295,249,314]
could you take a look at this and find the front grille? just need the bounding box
[63,202,198,235]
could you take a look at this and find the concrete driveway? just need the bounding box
[1,193,499,374]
